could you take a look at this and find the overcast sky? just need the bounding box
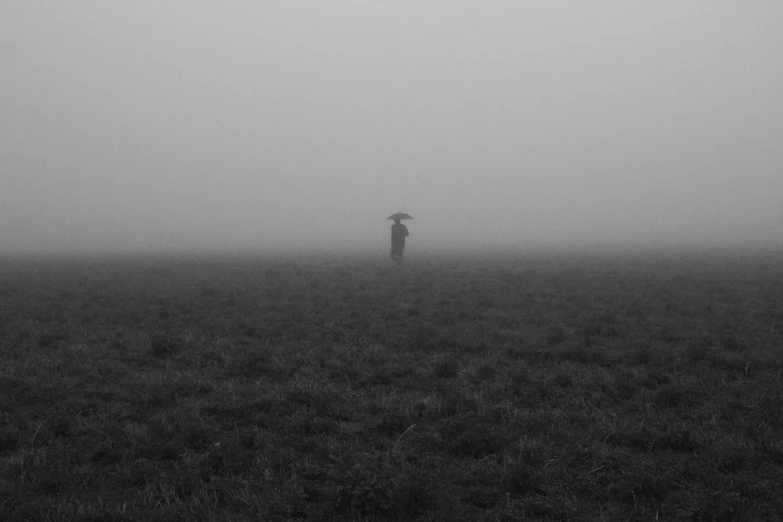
[2,1,782,254]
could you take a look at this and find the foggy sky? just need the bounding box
[2,1,782,254]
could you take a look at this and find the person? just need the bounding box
[390,218,409,264]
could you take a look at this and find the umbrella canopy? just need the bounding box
[387,212,413,220]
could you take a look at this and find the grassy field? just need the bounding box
[0,249,781,521]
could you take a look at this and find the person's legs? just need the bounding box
[390,245,403,264]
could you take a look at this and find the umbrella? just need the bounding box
[387,212,413,220]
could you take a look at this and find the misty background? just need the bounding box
[2,1,782,255]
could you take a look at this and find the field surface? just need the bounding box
[1,250,782,521]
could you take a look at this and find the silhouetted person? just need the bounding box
[390,219,409,264]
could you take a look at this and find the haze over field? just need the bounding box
[2,1,782,255]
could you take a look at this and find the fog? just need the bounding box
[2,1,782,255]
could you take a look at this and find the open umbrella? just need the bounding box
[387,212,413,220]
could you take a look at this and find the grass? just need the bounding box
[0,249,781,520]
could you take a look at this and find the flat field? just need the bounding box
[0,250,781,521]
